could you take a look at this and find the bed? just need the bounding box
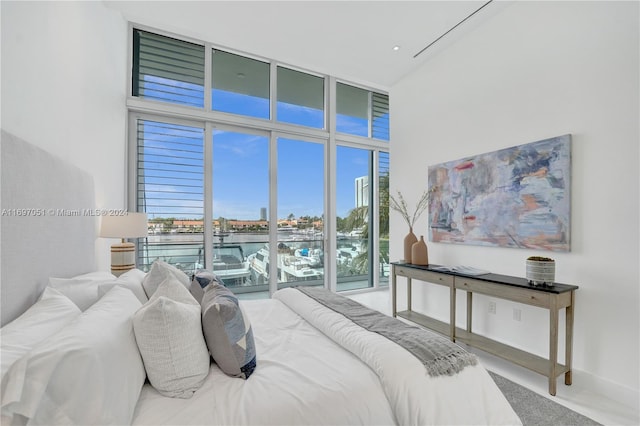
[0,131,522,425]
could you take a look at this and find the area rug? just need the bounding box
[489,371,601,426]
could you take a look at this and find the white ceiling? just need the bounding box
[105,1,508,90]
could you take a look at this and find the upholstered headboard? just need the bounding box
[1,130,96,326]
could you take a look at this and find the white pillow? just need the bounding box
[48,271,117,310]
[142,260,190,298]
[98,268,148,304]
[1,286,145,425]
[133,276,209,398]
[0,287,81,381]
[68,271,116,281]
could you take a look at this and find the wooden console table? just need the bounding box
[391,262,578,396]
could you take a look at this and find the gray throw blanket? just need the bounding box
[296,286,477,377]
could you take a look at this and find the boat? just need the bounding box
[294,247,323,267]
[348,228,364,238]
[280,253,323,282]
[249,243,323,284]
[211,233,251,287]
[247,245,270,284]
[337,243,362,266]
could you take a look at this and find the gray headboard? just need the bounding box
[1,130,96,326]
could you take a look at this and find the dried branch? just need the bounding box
[389,186,436,228]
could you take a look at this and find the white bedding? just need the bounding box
[274,288,521,425]
[132,296,396,425]
[133,288,521,426]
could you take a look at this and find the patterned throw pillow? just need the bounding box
[200,283,256,379]
[189,270,224,304]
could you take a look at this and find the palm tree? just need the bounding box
[343,206,368,236]
[339,170,391,276]
[379,171,390,238]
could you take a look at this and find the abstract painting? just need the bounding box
[428,135,571,252]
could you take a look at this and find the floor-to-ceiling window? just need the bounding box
[378,152,390,286]
[276,137,324,289]
[212,129,269,293]
[336,146,372,290]
[129,27,389,296]
[136,118,205,272]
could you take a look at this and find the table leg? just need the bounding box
[565,290,575,385]
[407,277,412,312]
[391,266,397,317]
[549,296,559,396]
[466,292,473,333]
[450,284,456,341]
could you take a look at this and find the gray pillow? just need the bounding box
[200,283,256,379]
[190,269,224,304]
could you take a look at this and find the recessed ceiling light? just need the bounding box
[392,45,401,51]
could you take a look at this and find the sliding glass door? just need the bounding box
[378,152,390,286]
[276,137,324,290]
[336,145,372,290]
[212,129,269,294]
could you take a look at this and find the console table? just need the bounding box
[391,262,578,396]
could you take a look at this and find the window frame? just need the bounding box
[127,23,390,294]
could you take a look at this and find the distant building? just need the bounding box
[172,219,203,233]
[228,220,268,231]
[355,176,369,208]
[260,207,267,221]
[277,219,297,228]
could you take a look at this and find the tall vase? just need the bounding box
[403,227,418,263]
[411,235,429,266]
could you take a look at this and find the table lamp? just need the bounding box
[100,212,148,276]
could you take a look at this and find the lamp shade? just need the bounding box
[100,212,148,239]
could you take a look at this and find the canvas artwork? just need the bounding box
[428,135,571,252]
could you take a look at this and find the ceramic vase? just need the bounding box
[411,235,429,266]
[526,259,555,286]
[403,228,418,263]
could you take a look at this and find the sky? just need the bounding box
[139,77,388,221]
[211,129,375,219]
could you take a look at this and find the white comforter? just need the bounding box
[132,295,396,425]
[132,288,521,426]
[274,288,522,425]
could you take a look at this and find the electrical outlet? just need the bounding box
[513,308,522,321]
[488,301,496,314]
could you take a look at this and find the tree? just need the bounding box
[343,206,369,236]
[379,171,390,238]
[340,170,391,275]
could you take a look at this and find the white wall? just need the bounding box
[391,0,638,409]
[2,0,638,409]
[1,0,128,271]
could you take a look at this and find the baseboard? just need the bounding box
[572,368,639,415]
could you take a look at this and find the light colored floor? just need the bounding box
[347,289,639,426]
